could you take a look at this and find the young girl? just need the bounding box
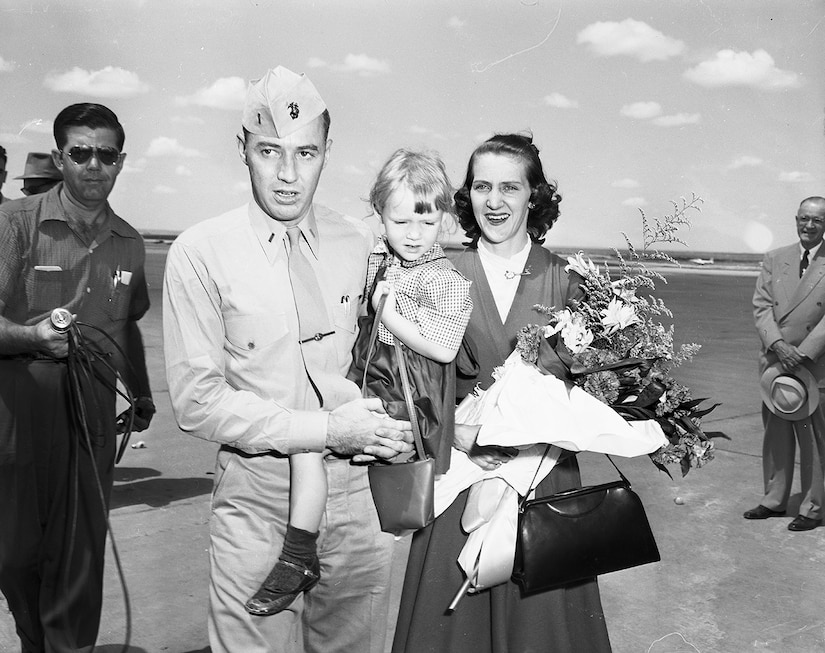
[245,148,472,617]
[348,148,473,473]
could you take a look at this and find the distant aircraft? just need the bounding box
[688,257,715,265]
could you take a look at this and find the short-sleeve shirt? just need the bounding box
[366,239,472,351]
[0,184,150,354]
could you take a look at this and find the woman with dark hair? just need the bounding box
[392,133,612,652]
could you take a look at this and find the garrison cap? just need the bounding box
[241,66,326,137]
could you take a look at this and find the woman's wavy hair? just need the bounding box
[454,133,561,248]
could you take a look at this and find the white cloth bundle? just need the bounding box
[435,351,668,595]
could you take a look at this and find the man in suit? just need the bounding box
[747,196,825,531]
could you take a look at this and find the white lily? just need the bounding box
[565,251,600,279]
[543,309,572,338]
[601,297,639,334]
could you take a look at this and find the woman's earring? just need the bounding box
[528,202,535,210]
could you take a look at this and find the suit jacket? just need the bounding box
[754,242,825,384]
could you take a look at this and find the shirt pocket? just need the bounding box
[331,300,357,335]
[224,312,290,352]
[104,282,131,321]
[28,268,69,313]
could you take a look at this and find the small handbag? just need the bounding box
[512,449,660,594]
[362,293,435,536]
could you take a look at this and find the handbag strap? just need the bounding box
[519,447,631,510]
[360,291,386,396]
[359,287,428,462]
[393,339,427,462]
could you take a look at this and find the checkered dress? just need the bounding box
[365,239,472,351]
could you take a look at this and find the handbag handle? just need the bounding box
[519,447,631,510]
[360,288,428,462]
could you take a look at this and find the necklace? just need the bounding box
[504,266,532,280]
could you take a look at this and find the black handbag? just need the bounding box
[512,449,660,594]
[361,293,435,536]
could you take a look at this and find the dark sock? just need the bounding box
[280,524,318,567]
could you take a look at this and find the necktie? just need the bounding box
[800,249,810,278]
[286,226,333,406]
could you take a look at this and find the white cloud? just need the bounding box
[334,54,390,76]
[0,132,26,144]
[44,66,149,98]
[175,76,246,110]
[448,16,466,29]
[121,157,147,174]
[652,112,701,127]
[407,125,445,140]
[728,155,763,170]
[0,56,14,73]
[684,49,801,90]
[611,178,639,189]
[622,197,648,207]
[153,185,177,195]
[307,57,327,68]
[170,115,206,126]
[543,93,579,109]
[778,170,814,183]
[620,101,662,119]
[577,19,684,62]
[146,137,202,158]
[175,165,193,177]
[232,180,249,193]
[344,164,366,176]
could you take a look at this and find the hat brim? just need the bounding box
[760,361,820,421]
[14,173,63,180]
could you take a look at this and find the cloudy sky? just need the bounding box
[1,0,823,253]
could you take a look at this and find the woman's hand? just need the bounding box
[454,423,517,471]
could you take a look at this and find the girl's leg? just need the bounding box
[287,452,327,532]
[245,453,326,616]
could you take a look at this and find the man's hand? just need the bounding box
[773,340,806,371]
[116,396,156,433]
[34,316,69,359]
[327,397,413,461]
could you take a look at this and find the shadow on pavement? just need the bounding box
[111,469,213,509]
[94,645,149,653]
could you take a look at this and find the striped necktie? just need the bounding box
[286,226,334,406]
[800,249,810,278]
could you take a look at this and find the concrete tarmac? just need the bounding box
[2,246,824,653]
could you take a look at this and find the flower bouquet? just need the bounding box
[517,194,718,477]
[437,195,717,599]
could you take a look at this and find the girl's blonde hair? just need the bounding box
[370,148,454,217]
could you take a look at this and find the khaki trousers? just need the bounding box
[208,448,397,653]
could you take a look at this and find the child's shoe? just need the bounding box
[245,556,320,616]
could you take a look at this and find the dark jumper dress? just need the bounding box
[347,240,473,474]
[391,245,612,653]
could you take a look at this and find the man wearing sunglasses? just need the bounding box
[0,103,155,652]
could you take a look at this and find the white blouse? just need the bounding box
[477,237,532,322]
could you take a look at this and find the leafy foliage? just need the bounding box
[517,195,717,477]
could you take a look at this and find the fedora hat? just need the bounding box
[760,361,820,421]
[14,152,62,180]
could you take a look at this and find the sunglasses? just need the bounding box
[60,145,123,166]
